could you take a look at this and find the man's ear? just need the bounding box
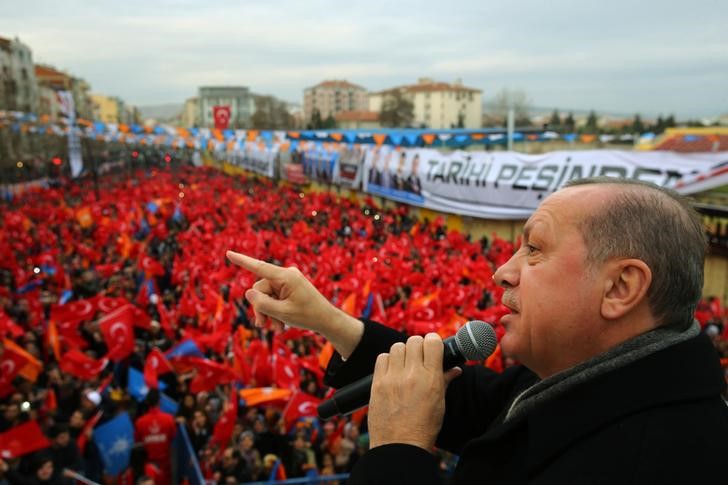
[601,258,652,320]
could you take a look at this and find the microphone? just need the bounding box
[317,320,497,420]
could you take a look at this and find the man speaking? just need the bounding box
[227,177,728,484]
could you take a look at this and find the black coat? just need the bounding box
[325,321,728,484]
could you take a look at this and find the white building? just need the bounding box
[198,86,254,129]
[369,78,482,129]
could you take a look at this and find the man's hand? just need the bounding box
[226,250,364,358]
[367,333,462,451]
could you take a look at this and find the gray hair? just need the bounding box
[563,177,707,328]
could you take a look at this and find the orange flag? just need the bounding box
[340,292,357,315]
[239,387,291,407]
[318,341,335,369]
[47,320,61,361]
[3,339,42,382]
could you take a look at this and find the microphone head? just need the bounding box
[454,320,497,361]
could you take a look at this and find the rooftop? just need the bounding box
[334,110,380,122]
[309,80,365,91]
[373,78,481,95]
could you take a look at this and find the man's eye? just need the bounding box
[526,244,538,254]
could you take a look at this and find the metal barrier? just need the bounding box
[243,473,349,485]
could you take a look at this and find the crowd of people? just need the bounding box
[0,164,726,485]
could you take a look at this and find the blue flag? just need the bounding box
[127,367,166,402]
[16,279,43,294]
[59,290,73,305]
[93,412,134,476]
[165,339,204,360]
[160,393,179,416]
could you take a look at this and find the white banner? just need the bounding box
[363,148,728,220]
[230,142,277,178]
[56,91,84,178]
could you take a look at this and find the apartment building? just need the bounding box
[369,78,482,129]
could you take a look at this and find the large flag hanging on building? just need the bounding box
[213,106,231,130]
[93,412,134,476]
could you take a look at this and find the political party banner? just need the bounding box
[334,145,367,189]
[363,148,728,220]
[229,142,277,178]
[301,147,338,184]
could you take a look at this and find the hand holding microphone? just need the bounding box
[317,321,497,419]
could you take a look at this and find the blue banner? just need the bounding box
[127,367,167,402]
[93,412,134,476]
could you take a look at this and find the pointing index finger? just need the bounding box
[226,250,284,280]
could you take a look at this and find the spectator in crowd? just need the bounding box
[213,447,250,484]
[238,430,262,481]
[134,390,176,485]
[186,409,212,454]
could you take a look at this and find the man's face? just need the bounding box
[493,186,612,378]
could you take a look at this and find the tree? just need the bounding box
[583,110,599,133]
[323,115,337,129]
[308,108,323,130]
[548,109,562,131]
[490,88,532,127]
[563,112,576,133]
[379,90,414,128]
[251,96,293,130]
[632,114,644,134]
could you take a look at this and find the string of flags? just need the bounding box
[0,110,667,152]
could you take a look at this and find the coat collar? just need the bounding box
[523,332,725,472]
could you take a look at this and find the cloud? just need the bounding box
[1,0,727,117]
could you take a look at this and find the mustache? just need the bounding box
[501,291,519,312]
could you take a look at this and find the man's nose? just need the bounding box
[493,256,520,288]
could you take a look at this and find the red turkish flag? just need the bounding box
[96,296,128,315]
[0,310,24,339]
[155,300,175,339]
[139,255,165,277]
[59,349,108,380]
[143,348,173,389]
[210,387,238,449]
[50,296,99,326]
[282,391,321,432]
[98,304,136,361]
[213,106,231,130]
[273,354,300,391]
[0,344,29,397]
[0,420,51,459]
[249,340,272,387]
[189,358,235,393]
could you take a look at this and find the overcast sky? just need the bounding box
[1,0,727,119]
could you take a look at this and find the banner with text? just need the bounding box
[362,147,728,219]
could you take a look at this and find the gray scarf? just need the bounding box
[504,321,700,423]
